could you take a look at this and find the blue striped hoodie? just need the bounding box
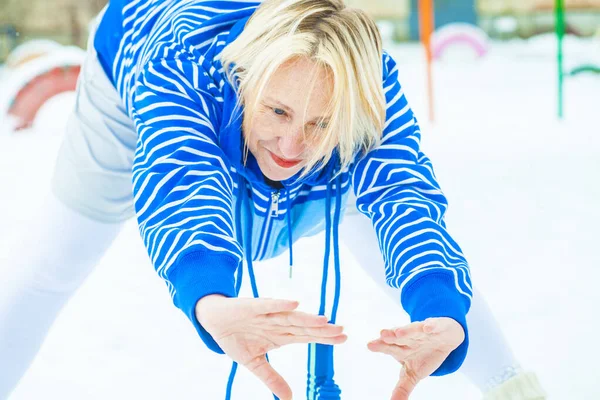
[94,0,473,395]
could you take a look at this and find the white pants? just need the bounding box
[0,195,124,398]
[0,13,520,399]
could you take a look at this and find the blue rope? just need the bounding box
[318,184,332,316]
[235,177,245,295]
[307,180,342,400]
[229,176,341,400]
[308,183,332,400]
[226,177,246,400]
[331,176,342,324]
[245,181,278,400]
[286,188,294,275]
[313,177,342,400]
[243,186,260,298]
[307,343,315,400]
[226,178,278,400]
[225,362,238,400]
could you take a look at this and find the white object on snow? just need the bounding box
[5,39,63,69]
[494,16,518,35]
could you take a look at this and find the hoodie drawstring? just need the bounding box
[331,176,342,324]
[225,177,247,399]
[226,177,278,400]
[234,176,245,295]
[307,175,343,400]
[228,174,342,400]
[286,188,294,277]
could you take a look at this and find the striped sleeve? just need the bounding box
[351,52,473,375]
[130,56,242,353]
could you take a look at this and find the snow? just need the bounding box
[1,38,599,399]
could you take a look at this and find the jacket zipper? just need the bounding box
[254,190,280,260]
[270,191,280,217]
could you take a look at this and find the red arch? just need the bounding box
[8,65,80,131]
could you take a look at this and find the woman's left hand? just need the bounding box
[367,317,465,400]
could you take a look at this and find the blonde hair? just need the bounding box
[220,0,386,177]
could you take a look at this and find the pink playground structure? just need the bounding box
[431,23,490,60]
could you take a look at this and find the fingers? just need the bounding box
[264,311,329,328]
[423,319,439,334]
[265,315,346,346]
[424,317,465,340]
[367,339,411,361]
[250,298,299,315]
[270,323,344,338]
[277,333,348,346]
[391,367,419,400]
[379,321,427,346]
[368,336,420,400]
[379,329,418,347]
[392,321,426,339]
[245,356,292,400]
[402,318,455,335]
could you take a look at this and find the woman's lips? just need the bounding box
[268,151,302,168]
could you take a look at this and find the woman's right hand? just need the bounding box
[195,295,346,400]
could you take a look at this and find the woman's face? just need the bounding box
[243,58,333,182]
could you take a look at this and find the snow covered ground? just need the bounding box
[1,37,599,399]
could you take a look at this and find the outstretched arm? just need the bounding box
[351,52,472,382]
[131,56,242,352]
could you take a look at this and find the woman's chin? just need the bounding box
[260,160,301,182]
[262,169,295,182]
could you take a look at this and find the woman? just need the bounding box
[0,0,546,399]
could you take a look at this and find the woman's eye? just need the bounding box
[273,108,286,116]
[311,120,328,129]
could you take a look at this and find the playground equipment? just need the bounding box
[0,40,84,131]
[568,64,600,76]
[431,22,490,60]
[417,1,490,122]
[419,0,435,122]
[555,0,600,118]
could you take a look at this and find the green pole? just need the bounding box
[556,0,565,119]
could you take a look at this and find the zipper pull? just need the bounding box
[270,191,280,217]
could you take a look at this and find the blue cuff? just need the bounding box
[401,273,471,376]
[168,250,240,354]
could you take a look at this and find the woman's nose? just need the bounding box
[278,126,306,159]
